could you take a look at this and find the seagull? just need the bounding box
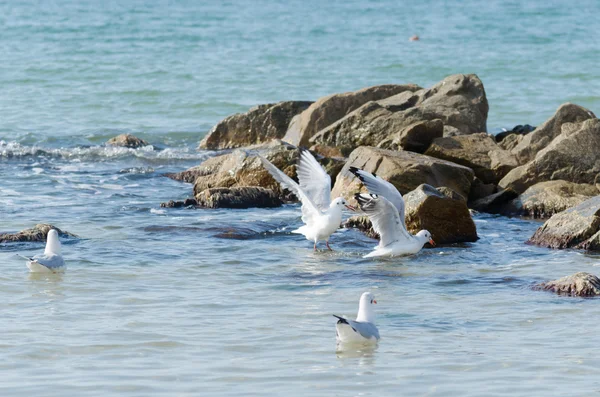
[333,292,380,344]
[18,229,66,273]
[349,166,435,258]
[259,148,355,251]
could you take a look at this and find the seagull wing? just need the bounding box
[32,253,65,269]
[349,167,406,229]
[259,154,321,225]
[355,194,413,247]
[296,148,331,211]
[333,315,380,340]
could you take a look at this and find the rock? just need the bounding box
[308,144,345,159]
[469,188,519,214]
[283,84,420,147]
[497,132,523,151]
[167,140,344,201]
[503,180,600,218]
[310,74,489,153]
[527,195,600,250]
[331,146,474,201]
[0,224,77,243]
[499,118,600,194]
[195,187,282,209]
[198,101,313,150]
[424,133,518,184]
[377,119,444,153]
[536,272,600,297]
[106,133,149,148]
[160,198,198,208]
[468,177,498,202]
[511,103,596,164]
[494,124,535,143]
[344,184,478,244]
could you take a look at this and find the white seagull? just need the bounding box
[333,292,380,344]
[18,229,66,273]
[259,148,355,251]
[349,166,435,258]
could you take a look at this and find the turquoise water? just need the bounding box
[1,1,600,395]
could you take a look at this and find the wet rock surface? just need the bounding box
[536,272,600,297]
[0,224,77,243]
[195,187,282,209]
[160,198,199,208]
[106,133,149,148]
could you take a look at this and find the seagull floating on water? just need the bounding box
[333,292,380,344]
[18,229,66,273]
[259,148,355,251]
[349,167,435,258]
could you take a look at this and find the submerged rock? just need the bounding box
[527,195,600,250]
[331,146,474,201]
[160,198,198,208]
[536,272,600,297]
[195,187,282,209]
[310,74,489,154]
[0,224,77,243]
[106,133,149,148]
[344,184,478,244]
[198,101,313,150]
[283,84,420,147]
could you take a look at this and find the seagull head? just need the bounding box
[416,230,436,247]
[45,229,62,255]
[356,292,377,323]
[330,197,356,212]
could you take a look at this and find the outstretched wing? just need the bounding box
[259,154,321,225]
[355,194,412,247]
[296,148,331,211]
[349,167,405,228]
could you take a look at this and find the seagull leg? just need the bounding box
[314,242,317,252]
[326,240,333,251]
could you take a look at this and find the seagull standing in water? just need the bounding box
[259,148,354,251]
[18,229,66,273]
[349,167,435,258]
[333,292,380,344]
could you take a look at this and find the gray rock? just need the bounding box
[160,198,198,208]
[470,188,519,214]
[106,134,149,148]
[527,195,600,250]
[283,84,420,147]
[310,74,489,153]
[195,187,282,209]
[377,119,444,153]
[331,146,474,201]
[0,224,77,243]
[198,101,313,150]
[536,272,600,297]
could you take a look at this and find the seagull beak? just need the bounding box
[345,205,356,211]
[373,300,377,304]
[429,238,436,247]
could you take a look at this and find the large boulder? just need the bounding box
[499,118,600,194]
[310,74,489,154]
[283,84,420,147]
[344,184,477,244]
[527,195,600,250]
[198,101,313,150]
[511,103,595,164]
[536,272,600,297]
[0,224,77,243]
[331,146,474,201]
[195,187,282,209]
[106,133,149,148]
[503,180,600,218]
[377,119,444,154]
[424,133,518,184]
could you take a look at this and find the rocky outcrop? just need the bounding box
[344,184,478,244]
[0,224,77,243]
[377,119,444,153]
[510,103,596,164]
[499,118,600,194]
[503,181,600,218]
[195,187,282,209]
[160,198,198,208]
[198,101,313,150]
[527,196,600,250]
[469,188,519,214]
[283,84,420,147]
[310,74,489,154]
[424,133,518,184]
[106,134,149,148]
[536,272,600,297]
[331,146,474,201]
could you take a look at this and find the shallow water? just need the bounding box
[2,0,600,395]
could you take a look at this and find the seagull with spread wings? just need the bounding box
[259,148,354,251]
[349,166,435,258]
